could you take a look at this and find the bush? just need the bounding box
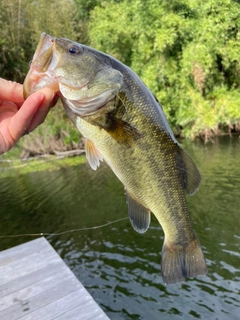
[89,0,240,138]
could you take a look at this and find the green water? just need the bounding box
[0,137,239,319]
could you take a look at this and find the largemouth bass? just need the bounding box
[24,33,207,284]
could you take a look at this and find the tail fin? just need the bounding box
[161,237,207,285]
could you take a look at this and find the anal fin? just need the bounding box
[85,139,103,170]
[125,190,151,233]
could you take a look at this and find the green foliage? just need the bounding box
[74,0,101,20]
[89,0,240,138]
[43,102,81,147]
[0,0,87,157]
[1,0,240,148]
[0,0,85,82]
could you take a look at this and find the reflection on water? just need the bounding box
[0,137,240,319]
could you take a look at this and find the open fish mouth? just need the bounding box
[24,33,89,97]
[23,33,59,98]
[23,33,123,116]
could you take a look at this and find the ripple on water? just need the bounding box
[0,138,240,319]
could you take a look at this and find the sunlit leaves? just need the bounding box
[2,0,240,139]
[89,0,240,138]
[0,0,82,82]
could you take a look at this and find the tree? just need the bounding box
[0,0,84,82]
[89,0,240,138]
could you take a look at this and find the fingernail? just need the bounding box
[44,89,55,102]
[33,92,44,104]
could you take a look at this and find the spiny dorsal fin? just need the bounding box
[125,189,151,233]
[179,148,201,196]
[85,138,103,170]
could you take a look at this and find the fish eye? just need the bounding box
[67,44,82,55]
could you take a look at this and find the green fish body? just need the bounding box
[24,33,207,284]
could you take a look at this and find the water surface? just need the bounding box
[0,137,239,319]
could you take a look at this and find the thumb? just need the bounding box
[9,91,45,141]
[26,88,56,132]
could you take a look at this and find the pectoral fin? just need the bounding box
[85,139,103,170]
[83,103,142,147]
[179,148,201,195]
[106,118,142,147]
[125,190,151,233]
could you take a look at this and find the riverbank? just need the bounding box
[0,153,87,179]
[1,97,240,162]
[1,107,240,163]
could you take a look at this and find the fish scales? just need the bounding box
[23,33,207,285]
[77,96,192,240]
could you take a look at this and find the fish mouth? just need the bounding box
[23,33,123,117]
[23,33,90,99]
[23,33,60,98]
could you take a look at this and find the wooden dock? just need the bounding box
[0,237,110,320]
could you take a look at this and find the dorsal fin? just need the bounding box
[179,148,201,195]
[125,189,151,233]
[85,138,103,170]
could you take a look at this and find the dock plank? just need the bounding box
[54,299,111,320]
[17,289,91,320]
[0,270,80,313]
[0,261,66,299]
[0,244,59,286]
[0,237,110,320]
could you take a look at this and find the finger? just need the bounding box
[8,91,44,142]
[0,78,24,103]
[27,88,55,132]
[49,94,59,109]
[0,101,18,119]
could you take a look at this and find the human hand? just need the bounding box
[0,78,57,154]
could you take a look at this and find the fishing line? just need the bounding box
[0,217,128,239]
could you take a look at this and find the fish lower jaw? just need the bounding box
[23,72,59,97]
[65,94,115,117]
[84,98,115,116]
